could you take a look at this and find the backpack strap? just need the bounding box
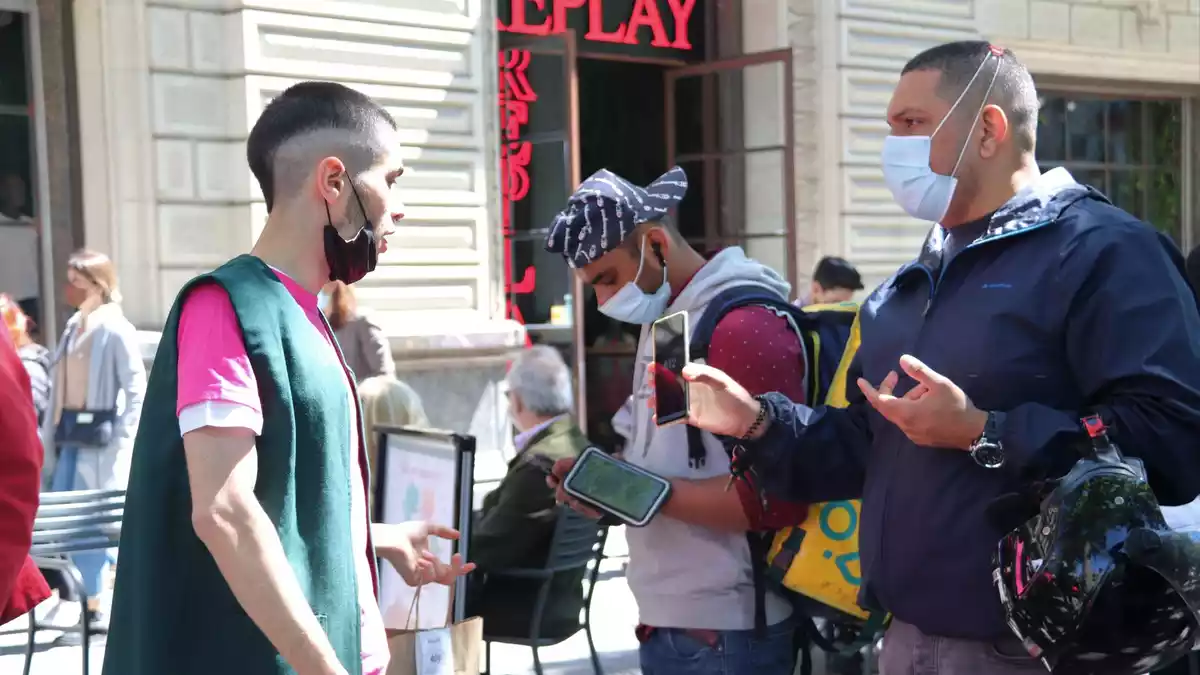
[687,285,808,638]
[687,286,790,469]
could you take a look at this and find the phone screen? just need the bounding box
[653,311,689,425]
[566,451,669,523]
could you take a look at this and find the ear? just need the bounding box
[317,157,348,205]
[646,225,670,265]
[978,104,1010,160]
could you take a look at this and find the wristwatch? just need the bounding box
[969,410,1006,469]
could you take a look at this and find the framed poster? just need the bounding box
[373,425,476,630]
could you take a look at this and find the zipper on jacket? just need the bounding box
[878,217,1055,605]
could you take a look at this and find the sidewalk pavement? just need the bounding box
[0,528,841,675]
[0,531,646,675]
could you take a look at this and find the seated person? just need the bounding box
[467,345,592,638]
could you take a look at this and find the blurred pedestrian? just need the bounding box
[320,280,395,382]
[805,256,864,306]
[1,293,50,425]
[359,373,430,512]
[48,249,146,632]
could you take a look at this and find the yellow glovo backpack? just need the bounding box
[688,291,888,649]
[762,305,889,645]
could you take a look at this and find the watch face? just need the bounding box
[973,442,1006,469]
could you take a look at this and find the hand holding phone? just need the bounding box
[562,447,672,527]
[652,310,691,427]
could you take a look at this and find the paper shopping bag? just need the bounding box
[386,588,483,675]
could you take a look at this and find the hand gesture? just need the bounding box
[546,457,603,520]
[649,362,761,438]
[373,521,476,587]
[857,354,986,450]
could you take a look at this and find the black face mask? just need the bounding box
[324,181,378,284]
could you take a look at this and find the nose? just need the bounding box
[594,288,614,306]
[389,196,405,225]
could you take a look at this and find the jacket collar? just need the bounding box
[514,415,573,456]
[895,168,1103,284]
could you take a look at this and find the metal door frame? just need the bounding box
[0,2,57,344]
[499,30,587,430]
[664,48,798,290]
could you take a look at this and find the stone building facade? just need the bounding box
[6,0,1198,484]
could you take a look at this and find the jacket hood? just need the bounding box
[666,246,792,315]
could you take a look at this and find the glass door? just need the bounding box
[497,30,586,428]
[0,6,45,337]
[665,49,797,291]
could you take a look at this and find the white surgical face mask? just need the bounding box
[598,234,670,324]
[881,54,1002,223]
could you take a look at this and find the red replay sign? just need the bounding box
[498,0,697,51]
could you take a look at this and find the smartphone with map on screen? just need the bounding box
[562,447,672,527]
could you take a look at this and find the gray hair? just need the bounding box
[506,345,573,417]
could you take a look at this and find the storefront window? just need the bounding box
[0,11,42,334]
[1037,94,1184,243]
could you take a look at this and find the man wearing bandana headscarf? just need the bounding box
[103,82,474,675]
[544,166,811,675]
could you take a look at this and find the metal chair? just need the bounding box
[482,508,609,675]
[23,489,125,675]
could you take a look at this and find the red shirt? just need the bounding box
[671,259,809,530]
[0,333,50,623]
[708,307,810,529]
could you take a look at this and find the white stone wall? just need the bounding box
[794,0,1199,291]
[75,0,517,346]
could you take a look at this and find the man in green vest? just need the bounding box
[103,82,473,675]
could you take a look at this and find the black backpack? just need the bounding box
[686,287,880,670]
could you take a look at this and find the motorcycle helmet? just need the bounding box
[993,415,1200,674]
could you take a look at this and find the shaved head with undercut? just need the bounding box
[901,41,1039,153]
[247,81,401,211]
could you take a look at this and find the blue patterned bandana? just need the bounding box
[544,166,688,268]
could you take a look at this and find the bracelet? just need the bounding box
[742,395,768,440]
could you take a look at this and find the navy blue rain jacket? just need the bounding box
[748,168,1200,640]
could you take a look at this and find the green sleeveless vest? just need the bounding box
[103,255,364,675]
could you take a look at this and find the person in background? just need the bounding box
[1,294,50,425]
[466,345,592,638]
[48,249,146,633]
[359,373,430,513]
[0,328,51,626]
[805,256,864,306]
[320,280,395,382]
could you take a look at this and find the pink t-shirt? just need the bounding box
[175,270,389,675]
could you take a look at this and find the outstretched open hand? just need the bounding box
[857,354,986,450]
[372,521,476,587]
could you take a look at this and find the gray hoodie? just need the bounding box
[623,247,794,630]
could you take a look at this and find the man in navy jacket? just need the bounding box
[678,41,1200,675]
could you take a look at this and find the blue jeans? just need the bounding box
[51,446,111,599]
[639,618,797,675]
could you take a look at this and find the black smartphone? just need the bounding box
[562,447,672,527]
[651,310,690,427]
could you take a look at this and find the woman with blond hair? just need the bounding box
[49,249,146,632]
[0,294,50,424]
[319,280,395,382]
[358,374,429,513]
